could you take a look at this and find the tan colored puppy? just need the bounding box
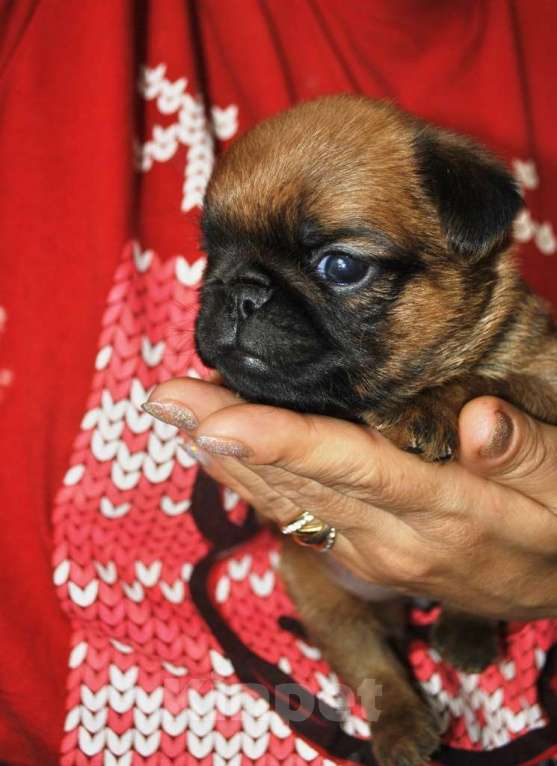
[195,95,557,766]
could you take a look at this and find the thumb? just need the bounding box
[459,396,557,511]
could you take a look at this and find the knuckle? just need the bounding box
[252,466,339,525]
[258,465,305,493]
[375,545,435,587]
[242,472,298,523]
[400,555,436,585]
[258,467,331,509]
[271,469,363,524]
[271,412,322,467]
[259,491,297,525]
[442,518,483,552]
[426,475,473,531]
[340,459,397,505]
[368,464,399,505]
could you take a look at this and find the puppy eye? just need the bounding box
[316,253,369,285]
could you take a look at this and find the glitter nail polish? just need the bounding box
[142,400,199,431]
[178,439,211,466]
[195,436,252,458]
[480,411,513,459]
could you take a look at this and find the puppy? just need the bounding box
[195,95,557,766]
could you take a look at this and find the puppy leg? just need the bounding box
[374,368,557,464]
[280,541,441,766]
[370,384,473,462]
[431,607,500,672]
[371,375,503,463]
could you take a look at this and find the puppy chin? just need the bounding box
[195,296,367,420]
[218,347,272,380]
[198,341,293,399]
[200,343,363,421]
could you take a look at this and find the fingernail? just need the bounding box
[142,400,199,431]
[196,435,252,458]
[480,411,513,459]
[178,439,211,466]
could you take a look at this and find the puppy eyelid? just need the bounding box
[315,243,366,258]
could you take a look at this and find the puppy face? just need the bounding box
[195,96,522,420]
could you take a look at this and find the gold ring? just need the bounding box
[280,512,337,552]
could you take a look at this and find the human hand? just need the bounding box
[144,379,557,619]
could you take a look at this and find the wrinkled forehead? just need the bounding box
[202,200,405,260]
[205,104,430,250]
[205,160,427,256]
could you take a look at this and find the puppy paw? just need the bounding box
[372,703,441,766]
[431,612,499,672]
[380,408,459,463]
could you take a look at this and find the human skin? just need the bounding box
[145,378,557,620]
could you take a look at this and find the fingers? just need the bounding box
[144,378,455,530]
[459,396,557,511]
[144,383,415,554]
[192,400,473,519]
[144,379,469,524]
[145,377,242,427]
[144,377,257,501]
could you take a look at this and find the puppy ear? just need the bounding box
[415,128,523,260]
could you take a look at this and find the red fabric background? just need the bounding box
[0,1,556,763]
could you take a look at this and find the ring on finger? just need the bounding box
[280,511,337,552]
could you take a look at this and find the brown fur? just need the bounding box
[208,98,440,247]
[200,95,557,766]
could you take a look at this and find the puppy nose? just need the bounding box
[229,283,273,320]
